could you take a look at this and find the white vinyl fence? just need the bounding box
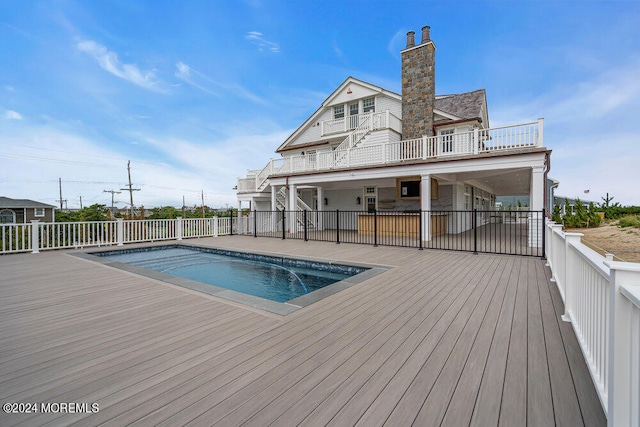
[0,217,234,255]
[545,222,640,427]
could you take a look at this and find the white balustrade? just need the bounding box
[0,223,31,253]
[545,222,640,425]
[1,217,233,255]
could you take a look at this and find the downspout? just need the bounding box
[543,151,551,218]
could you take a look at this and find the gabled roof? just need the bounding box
[0,197,56,209]
[435,89,488,125]
[276,77,401,153]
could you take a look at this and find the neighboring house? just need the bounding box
[0,197,56,224]
[237,26,550,244]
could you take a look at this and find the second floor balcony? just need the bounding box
[320,110,402,136]
[239,119,544,193]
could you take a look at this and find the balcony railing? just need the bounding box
[240,119,544,193]
[321,110,400,136]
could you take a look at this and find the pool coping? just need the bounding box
[71,243,389,316]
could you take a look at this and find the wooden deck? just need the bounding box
[0,237,605,426]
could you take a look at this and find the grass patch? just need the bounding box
[617,215,640,228]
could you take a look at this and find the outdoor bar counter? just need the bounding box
[357,212,447,237]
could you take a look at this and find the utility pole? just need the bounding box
[201,190,205,218]
[56,177,67,211]
[120,161,140,219]
[103,190,121,211]
[182,195,186,218]
[79,196,83,209]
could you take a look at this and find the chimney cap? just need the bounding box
[406,30,416,48]
[421,25,431,43]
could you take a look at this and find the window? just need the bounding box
[34,208,45,217]
[349,103,359,116]
[363,97,375,113]
[0,209,16,224]
[333,105,344,119]
[440,129,454,153]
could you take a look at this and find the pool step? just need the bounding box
[129,253,213,271]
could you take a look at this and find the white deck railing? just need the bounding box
[0,217,236,255]
[242,119,543,193]
[545,222,640,426]
[321,110,398,136]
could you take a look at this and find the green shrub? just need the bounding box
[618,215,640,228]
[561,198,601,228]
[552,202,562,223]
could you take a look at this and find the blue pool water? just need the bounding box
[98,246,366,303]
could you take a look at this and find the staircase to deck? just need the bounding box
[274,187,317,229]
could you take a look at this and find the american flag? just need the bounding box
[584,190,590,194]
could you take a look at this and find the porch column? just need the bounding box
[529,166,545,247]
[421,174,431,242]
[317,186,324,231]
[530,166,545,211]
[237,201,242,234]
[288,184,297,233]
[271,185,278,233]
[271,185,277,211]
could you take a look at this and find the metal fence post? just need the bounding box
[473,209,478,254]
[541,209,546,259]
[373,209,378,247]
[281,209,286,240]
[336,209,340,244]
[254,211,257,238]
[304,210,308,242]
[419,211,423,250]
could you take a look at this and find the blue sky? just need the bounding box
[1,0,639,209]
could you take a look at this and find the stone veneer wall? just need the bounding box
[401,41,436,139]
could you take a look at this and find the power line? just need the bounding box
[0,152,113,168]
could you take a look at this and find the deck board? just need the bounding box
[0,236,605,426]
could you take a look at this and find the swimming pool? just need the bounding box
[84,245,382,315]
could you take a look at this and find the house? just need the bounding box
[237,26,550,245]
[0,197,56,224]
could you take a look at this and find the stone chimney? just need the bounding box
[401,25,436,139]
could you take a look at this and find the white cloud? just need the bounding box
[174,61,266,105]
[387,29,405,60]
[4,110,23,120]
[174,61,218,96]
[0,121,292,208]
[332,40,344,60]
[77,40,165,92]
[245,31,280,53]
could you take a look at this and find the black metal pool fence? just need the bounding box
[235,209,546,257]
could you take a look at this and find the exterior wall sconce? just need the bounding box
[324,198,328,206]
[356,197,361,205]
